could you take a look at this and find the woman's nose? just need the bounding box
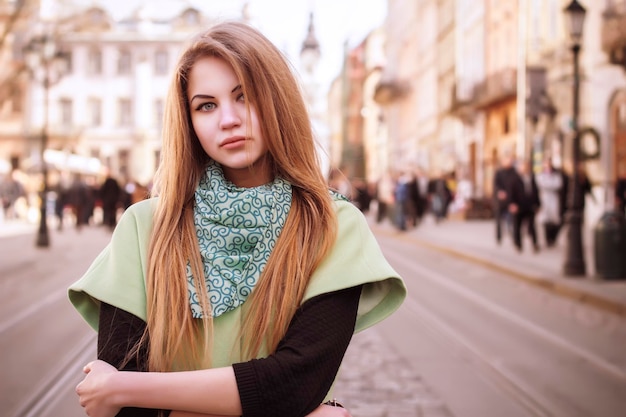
[219,105,241,129]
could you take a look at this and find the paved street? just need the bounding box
[366,212,626,316]
[2,211,626,417]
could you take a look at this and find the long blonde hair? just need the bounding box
[145,21,337,371]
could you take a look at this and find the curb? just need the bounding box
[372,224,626,318]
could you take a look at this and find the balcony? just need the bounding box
[373,77,410,105]
[472,68,517,109]
[450,81,476,122]
[602,3,626,68]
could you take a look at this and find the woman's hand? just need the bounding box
[75,360,121,417]
[306,403,352,417]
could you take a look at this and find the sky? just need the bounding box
[65,0,388,92]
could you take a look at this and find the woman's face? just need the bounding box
[187,56,270,187]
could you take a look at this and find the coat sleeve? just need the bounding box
[68,199,155,330]
[304,200,406,333]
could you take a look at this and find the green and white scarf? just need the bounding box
[187,161,292,318]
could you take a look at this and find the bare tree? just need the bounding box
[0,0,37,111]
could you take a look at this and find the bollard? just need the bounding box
[594,211,626,280]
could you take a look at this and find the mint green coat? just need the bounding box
[68,198,406,369]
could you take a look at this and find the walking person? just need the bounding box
[571,162,596,222]
[493,153,517,245]
[536,158,563,247]
[0,169,26,221]
[99,172,121,231]
[414,168,429,225]
[69,22,406,417]
[375,171,394,224]
[428,173,452,223]
[67,175,91,231]
[616,174,626,217]
[509,160,541,253]
[394,171,412,230]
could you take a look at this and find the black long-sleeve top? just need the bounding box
[97,285,362,417]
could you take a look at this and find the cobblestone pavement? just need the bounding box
[334,328,455,417]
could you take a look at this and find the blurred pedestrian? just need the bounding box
[405,171,419,227]
[67,174,91,231]
[616,174,626,217]
[70,21,405,417]
[53,179,69,231]
[428,173,452,223]
[493,152,517,244]
[572,162,596,219]
[352,178,372,213]
[510,160,541,253]
[394,171,412,230]
[99,172,121,231]
[0,169,26,221]
[376,171,394,224]
[536,157,563,247]
[414,168,429,225]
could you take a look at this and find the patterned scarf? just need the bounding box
[187,161,292,318]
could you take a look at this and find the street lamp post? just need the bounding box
[563,0,587,276]
[23,33,67,248]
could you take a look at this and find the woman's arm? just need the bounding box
[79,286,362,417]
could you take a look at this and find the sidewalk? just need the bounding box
[367,213,626,317]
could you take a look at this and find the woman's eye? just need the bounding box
[236,93,245,102]
[197,102,215,111]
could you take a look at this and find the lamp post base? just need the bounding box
[36,229,50,247]
[35,194,50,248]
[563,209,586,276]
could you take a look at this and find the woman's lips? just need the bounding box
[221,136,246,149]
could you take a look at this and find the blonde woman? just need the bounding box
[69,21,405,417]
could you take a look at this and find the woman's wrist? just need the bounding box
[111,370,142,409]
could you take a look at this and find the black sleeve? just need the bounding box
[98,303,170,417]
[233,285,363,417]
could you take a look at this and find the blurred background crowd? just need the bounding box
[1,0,626,240]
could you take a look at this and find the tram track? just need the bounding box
[7,332,96,417]
[378,232,626,417]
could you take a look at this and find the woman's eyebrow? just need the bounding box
[190,85,242,104]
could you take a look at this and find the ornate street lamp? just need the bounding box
[563,0,587,276]
[23,33,68,248]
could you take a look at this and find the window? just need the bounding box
[117,49,131,75]
[118,98,132,126]
[60,98,73,126]
[183,9,200,26]
[154,50,168,75]
[89,8,105,25]
[88,98,102,126]
[118,149,129,178]
[59,50,73,75]
[88,48,102,75]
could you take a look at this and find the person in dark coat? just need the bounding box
[67,175,92,230]
[616,175,626,218]
[414,168,429,225]
[100,174,121,231]
[509,160,541,252]
[493,153,518,244]
[427,174,452,223]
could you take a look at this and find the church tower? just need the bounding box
[299,12,330,177]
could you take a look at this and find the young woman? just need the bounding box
[69,21,406,417]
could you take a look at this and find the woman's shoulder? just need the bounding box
[111,197,158,238]
[332,197,364,222]
[118,197,157,222]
